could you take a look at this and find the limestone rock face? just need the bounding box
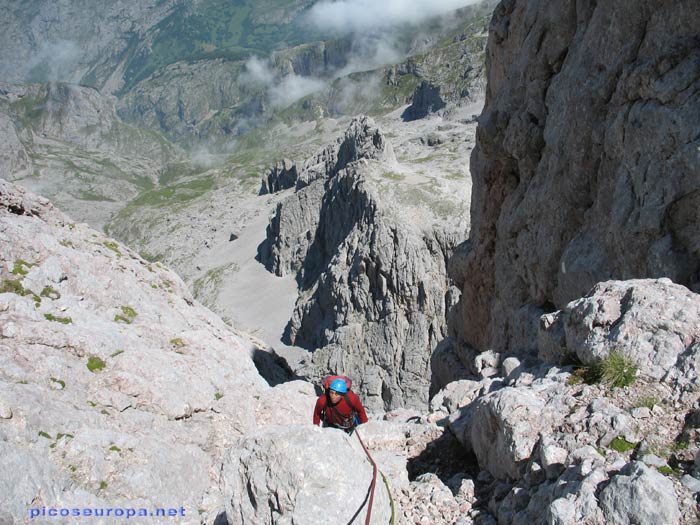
[451,0,700,355]
[221,425,391,525]
[259,117,464,411]
[540,279,700,390]
[0,178,271,523]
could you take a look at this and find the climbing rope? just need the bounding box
[354,429,378,525]
[343,428,395,525]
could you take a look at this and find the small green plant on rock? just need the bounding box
[40,286,60,299]
[114,305,137,324]
[170,337,185,348]
[50,377,66,389]
[568,351,637,389]
[597,350,638,388]
[1,279,41,304]
[11,259,34,276]
[635,396,659,409]
[44,313,72,324]
[87,356,106,373]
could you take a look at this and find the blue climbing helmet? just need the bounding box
[329,378,348,394]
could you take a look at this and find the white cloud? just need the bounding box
[239,56,276,87]
[305,0,481,34]
[27,39,83,82]
[269,75,327,109]
[335,34,403,77]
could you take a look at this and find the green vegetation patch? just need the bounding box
[382,171,405,181]
[40,286,60,299]
[11,259,35,276]
[129,177,216,208]
[50,377,66,388]
[45,314,72,324]
[634,396,659,409]
[608,436,637,453]
[567,351,638,389]
[38,431,53,440]
[596,351,638,388]
[170,338,186,348]
[103,241,122,256]
[0,279,40,304]
[87,356,106,373]
[120,306,137,319]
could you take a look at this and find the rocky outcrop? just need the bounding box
[540,279,700,392]
[273,38,353,78]
[259,158,298,195]
[259,116,466,411]
[402,81,447,121]
[450,0,700,356]
[430,276,700,523]
[259,115,396,277]
[0,111,29,180]
[221,425,391,524]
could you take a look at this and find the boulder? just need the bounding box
[470,387,546,480]
[221,425,391,525]
[599,462,680,525]
[541,279,700,389]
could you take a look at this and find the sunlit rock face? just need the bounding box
[450,0,700,355]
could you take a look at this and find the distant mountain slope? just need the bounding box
[0,0,320,94]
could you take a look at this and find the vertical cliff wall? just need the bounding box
[451,0,700,355]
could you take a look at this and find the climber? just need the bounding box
[313,377,368,433]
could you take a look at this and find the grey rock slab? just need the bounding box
[221,425,391,525]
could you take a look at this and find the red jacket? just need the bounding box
[313,390,368,428]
